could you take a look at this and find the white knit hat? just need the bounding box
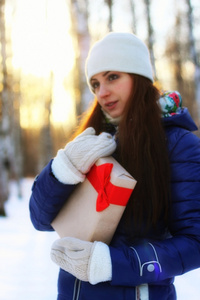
[85,32,154,87]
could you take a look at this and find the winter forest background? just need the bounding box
[0,0,200,214]
[0,0,200,298]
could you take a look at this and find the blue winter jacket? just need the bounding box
[29,108,200,300]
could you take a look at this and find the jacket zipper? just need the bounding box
[72,279,81,300]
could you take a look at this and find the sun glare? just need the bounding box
[51,75,76,125]
[9,0,76,128]
[11,0,75,76]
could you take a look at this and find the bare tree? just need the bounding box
[165,13,185,95]
[129,0,137,34]
[11,79,23,198]
[104,0,113,31]
[37,73,54,172]
[143,0,157,81]
[186,0,200,121]
[0,0,20,214]
[68,0,91,115]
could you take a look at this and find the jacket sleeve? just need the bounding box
[109,129,200,287]
[29,160,76,231]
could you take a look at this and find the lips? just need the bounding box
[105,101,118,110]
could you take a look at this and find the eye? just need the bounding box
[108,73,119,81]
[90,81,99,91]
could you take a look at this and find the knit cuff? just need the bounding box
[88,242,112,285]
[51,149,85,185]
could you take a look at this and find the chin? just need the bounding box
[110,113,121,119]
[107,111,120,118]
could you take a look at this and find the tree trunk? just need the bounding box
[144,0,157,81]
[186,0,200,122]
[0,0,11,214]
[174,14,185,95]
[38,74,54,172]
[69,0,91,115]
[129,0,137,34]
[0,0,23,214]
[105,0,113,31]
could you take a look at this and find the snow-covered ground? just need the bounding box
[0,178,200,300]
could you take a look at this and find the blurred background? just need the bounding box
[0,0,200,298]
[0,0,200,214]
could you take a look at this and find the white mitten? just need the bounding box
[50,237,112,284]
[51,127,116,184]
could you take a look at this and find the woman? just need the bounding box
[29,32,200,300]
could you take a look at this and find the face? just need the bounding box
[90,71,133,118]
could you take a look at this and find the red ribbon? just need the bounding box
[86,163,133,212]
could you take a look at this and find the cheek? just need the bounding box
[124,81,133,101]
[121,87,132,104]
[117,79,133,100]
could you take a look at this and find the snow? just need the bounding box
[0,178,200,300]
[0,179,58,300]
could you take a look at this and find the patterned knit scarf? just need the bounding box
[159,91,182,117]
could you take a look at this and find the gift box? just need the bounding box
[51,156,136,245]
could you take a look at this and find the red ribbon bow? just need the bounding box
[86,163,133,212]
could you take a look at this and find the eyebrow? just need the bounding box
[90,71,110,82]
[103,71,110,76]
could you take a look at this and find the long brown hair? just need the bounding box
[72,74,170,236]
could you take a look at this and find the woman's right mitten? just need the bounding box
[51,127,116,184]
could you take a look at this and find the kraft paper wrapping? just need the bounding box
[51,156,137,244]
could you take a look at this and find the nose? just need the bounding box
[97,83,110,98]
